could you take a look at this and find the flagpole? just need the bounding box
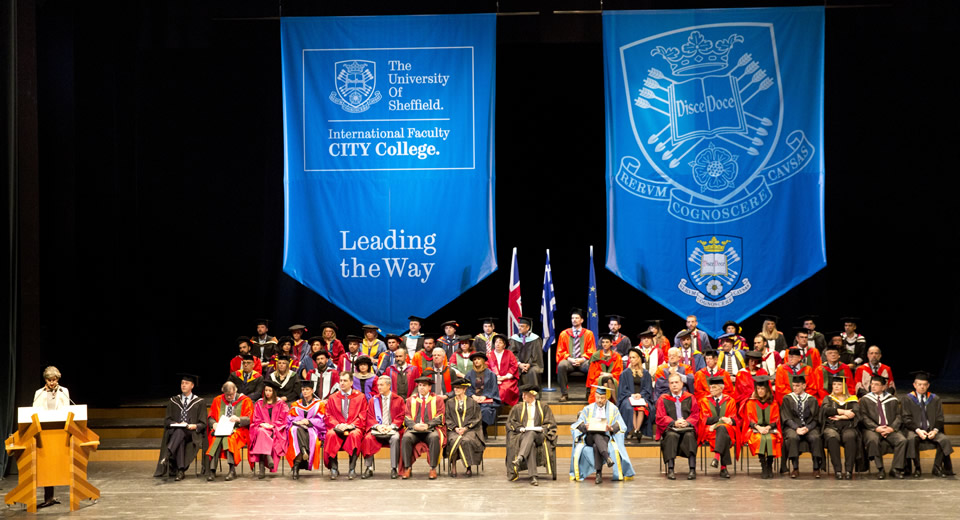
[542,248,557,392]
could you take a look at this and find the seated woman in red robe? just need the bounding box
[742,375,781,479]
[586,334,623,404]
[734,351,768,414]
[248,381,290,478]
[488,334,520,406]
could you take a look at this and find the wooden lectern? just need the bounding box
[4,405,101,512]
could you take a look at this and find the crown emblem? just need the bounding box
[342,61,367,73]
[651,31,744,76]
[697,236,730,253]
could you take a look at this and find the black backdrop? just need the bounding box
[13,0,960,408]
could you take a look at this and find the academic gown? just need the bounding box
[269,370,301,403]
[611,333,632,358]
[570,401,635,481]
[248,338,277,362]
[505,400,558,478]
[854,363,895,398]
[265,353,300,377]
[376,350,397,374]
[742,399,781,457]
[323,390,369,464]
[820,394,863,471]
[465,368,502,426]
[796,345,822,370]
[509,333,544,386]
[774,364,820,404]
[586,351,623,404]
[361,392,406,457]
[228,370,264,402]
[384,364,420,398]
[230,356,262,374]
[696,394,741,460]
[400,333,425,355]
[472,333,494,354]
[302,367,339,400]
[902,391,954,461]
[693,368,734,402]
[353,373,378,399]
[285,398,326,470]
[449,351,473,379]
[616,368,654,438]
[733,368,768,412]
[248,398,290,471]
[488,348,520,406]
[652,363,694,403]
[400,393,446,470]
[813,363,855,403]
[206,394,254,467]
[153,395,207,477]
[445,396,486,465]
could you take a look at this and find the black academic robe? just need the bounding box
[445,397,486,465]
[153,395,207,476]
[505,400,558,477]
[510,335,544,386]
[269,371,300,403]
[228,371,264,402]
[465,368,501,426]
[902,392,954,458]
[249,337,277,361]
[780,392,820,431]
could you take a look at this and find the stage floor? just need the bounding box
[2,459,955,518]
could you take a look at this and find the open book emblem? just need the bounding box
[678,235,750,307]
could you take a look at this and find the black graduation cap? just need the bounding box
[178,373,199,385]
[870,374,888,385]
[628,347,646,363]
[452,377,471,387]
[722,320,740,331]
[469,351,488,362]
[824,330,843,340]
[570,307,584,318]
[606,314,625,324]
[911,371,934,382]
[478,317,498,325]
[385,334,401,342]
[753,375,774,384]
[354,355,373,368]
[829,374,848,385]
[636,330,655,340]
[319,321,338,331]
[264,380,282,390]
[255,318,271,326]
[441,320,459,329]
[758,314,779,324]
[702,349,719,358]
[599,333,615,343]
[643,319,663,330]
[239,353,254,361]
[707,376,726,386]
[744,350,763,360]
[407,315,425,323]
[457,334,474,343]
[592,384,612,395]
[822,343,840,353]
[787,347,803,357]
[798,314,819,322]
[421,331,441,340]
[518,316,534,327]
[792,327,809,337]
[278,336,294,347]
[676,329,692,339]
[275,354,292,362]
[840,316,860,326]
[298,379,315,389]
[519,383,540,395]
[361,324,379,331]
[235,336,251,346]
[790,374,808,384]
[345,334,362,343]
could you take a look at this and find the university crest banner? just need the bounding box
[603,7,825,335]
[281,15,497,332]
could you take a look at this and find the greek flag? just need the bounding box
[540,249,556,352]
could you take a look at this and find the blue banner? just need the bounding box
[603,7,825,336]
[281,14,497,333]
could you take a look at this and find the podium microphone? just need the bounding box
[59,386,78,406]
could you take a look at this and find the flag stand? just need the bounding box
[542,346,556,392]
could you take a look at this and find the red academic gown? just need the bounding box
[854,363,895,396]
[774,364,821,404]
[323,390,368,465]
[586,352,624,403]
[742,398,782,457]
[813,363,855,403]
[400,392,447,471]
[384,364,420,398]
[654,391,700,440]
[360,392,406,457]
[488,348,520,406]
[230,355,262,374]
[734,368,768,413]
[323,339,346,365]
[556,328,596,363]
[697,394,741,460]
[797,344,821,369]
[693,368,734,403]
[206,394,254,467]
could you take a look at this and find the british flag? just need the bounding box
[507,247,522,337]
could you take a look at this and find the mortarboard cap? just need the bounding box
[707,376,725,386]
[239,354,254,361]
[787,347,803,357]
[469,351,488,362]
[518,316,533,327]
[758,314,779,324]
[319,321,338,331]
[829,374,847,385]
[822,343,840,353]
[593,385,611,395]
[840,317,860,325]
[385,334,402,342]
[407,315,425,323]
[236,336,251,346]
[599,333,615,342]
[519,383,540,395]
[457,334,474,343]
[790,374,807,384]
[676,329,692,339]
[275,354,291,362]
[798,314,819,322]
[911,371,933,382]
[263,380,282,390]
[441,320,459,329]
[452,377,471,387]
[255,318,271,326]
[636,330,655,340]
[570,308,584,318]
[178,373,199,385]
[702,349,719,358]
[744,350,763,360]
[870,374,888,385]
[644,319,663,329]
[345,334,362,343]
[478,317,498,325]
[606,314,625,324]
[753,375,774,385]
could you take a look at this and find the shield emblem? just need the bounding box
[334,60,378,110]
[685,235,743,301]
[621,24,783,205]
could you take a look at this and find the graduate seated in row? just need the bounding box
[692,349,733,403]
[780,374,824,478]
[353,355,378,398]
[248,380,289,479]
[465,351,501,432]
[653,347,694,403]
[585,334,623,403]
[509,316,544,388]
[446,377,486,477]
[655,373,700,480]
[230,337,262,374]
[301,349,338,402]
[773,347,820,404]
[154,373,206,481]
[324,371,368,479]
[814,344,855,403]
[617,347,653,442]
[267,355,301,403]
[859,374,907,479]
[902,371,954,478]
[287,380,326,480]
[229,354,264,402]
[489,333,520,406]
[697,376,739,479]
[361,375,405,479]
[449,335,475,379]
[570,385,635,484]
[384,347,420,399]
[743,375,781,479]
[506,384,558,486]
[821,374,859,480]
[400,374,446,479]
[206,380,253,482]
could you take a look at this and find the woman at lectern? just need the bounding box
[32,366,69,508]
[32,366,70,411]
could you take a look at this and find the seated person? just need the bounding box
[421,347,454,397]
[693,349,733,402]
[743,375,781,479]
[697,376,739,479]
[205,380,253,481]
[286,380,326,480]
[248,380,289,479]
[774,347,820,404]
[473,317,497,353]
[289,324,308,361]
[903,371,955,478]
[230,337,262,374]
[449,335,475,379]
[267,355,301,403]
[617,347,653,442]
[793,328,821,369]
[510,316,544,387]
[401,315,426,356]
[636,330,661,377]
[674,328,706,371]
[556,308,595,402]
[859,374,907,479]
[854,346,895,398]
[780,374,824,478]
[384,347,420,399]
[821,374,860,480]
[446,378,485,477]
[376,334,403,374]
[154,373,206,482]
[439,320,460,358]
[338,335,363,373]
[317,321,346,365]
[506,384,558,486]
[400,376,446,480]
[360,324,387,361]
[814,344,855,403]
[266,336,299,376]
[353,355,378,398]
[721,320,748,351]
[716,333,746,383]
[301,349,339,402]
[571,385,635,484]
[411,334,440,373]
[734,351,768,410]
[323,371,368,480]
[489,334,520,406]
[361,375,405,479]
[586,334,623,404]
[753,332,782,375]
[228,354,264,402]
[653,347,694,403]
[465,351,502,430]
[655,373,700,480]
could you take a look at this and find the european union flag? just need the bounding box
[587,246,599,340]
